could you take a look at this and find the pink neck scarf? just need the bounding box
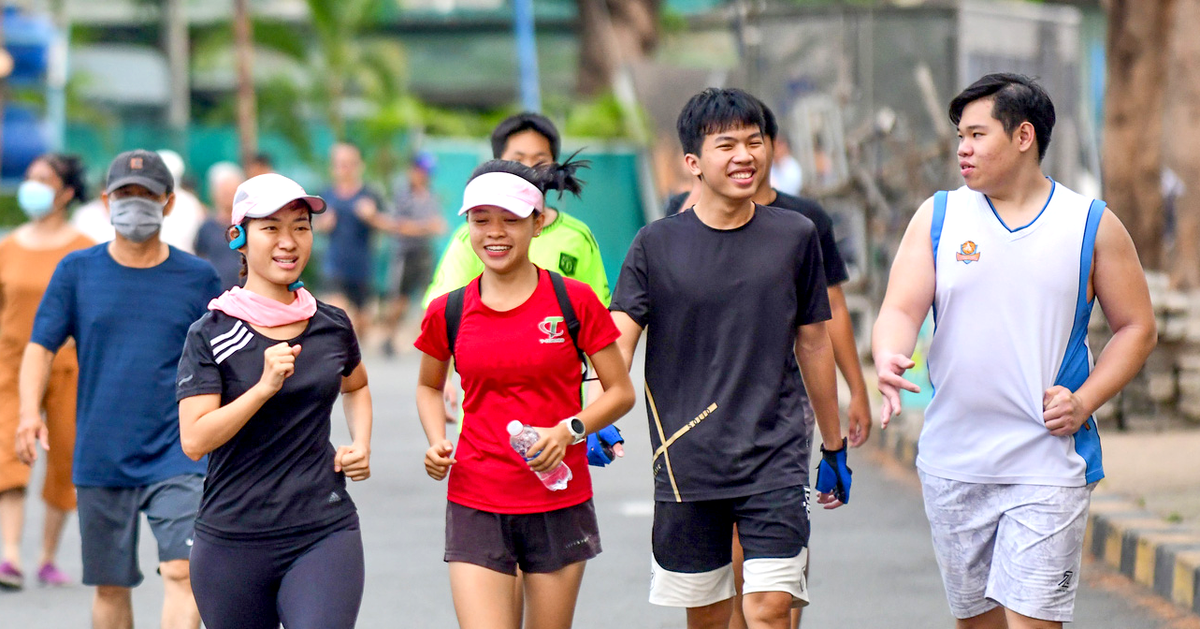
[208,286,317,327]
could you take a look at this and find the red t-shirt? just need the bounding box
[415,268,621,514]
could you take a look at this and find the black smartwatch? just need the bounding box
[561,417,586,444]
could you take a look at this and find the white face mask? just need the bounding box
[110,197,164,243]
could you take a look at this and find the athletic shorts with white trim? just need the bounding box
[649,485,810,608]
[919,470,1095,622]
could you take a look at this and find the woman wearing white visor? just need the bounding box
[414,159,634,629]
[176,173,374,629]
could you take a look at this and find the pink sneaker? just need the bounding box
[0,560,23,590]
[37,562,70,587]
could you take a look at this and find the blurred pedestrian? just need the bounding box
[415,158,634,629]
[17,149,220,629]
[770,134,803,196]
[194,162,245,290]
[0,153,93,589]
[874,73,1158,628]
[178,173,372,629]
[157,149,206,254]
[316,142,387,337]
[244,152,274,179]
[381,151,445,356]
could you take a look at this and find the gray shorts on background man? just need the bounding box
[78,474,204,587]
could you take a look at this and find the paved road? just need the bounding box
[3,352,1186,627]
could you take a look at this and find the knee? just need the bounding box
[160,559,192,585]
[742,592,792,625]
[95,585,132,603]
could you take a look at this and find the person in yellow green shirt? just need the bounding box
[422,113,611,308]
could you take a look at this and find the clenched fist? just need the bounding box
[259,342,301,393]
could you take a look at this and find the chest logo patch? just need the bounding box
[956,240,981,264]
[559,253,578,276]
[538,316,567,344]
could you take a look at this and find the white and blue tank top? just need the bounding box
[920,181,1105,487]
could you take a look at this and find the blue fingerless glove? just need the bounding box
[814,438,852,504]
[587,425,624,467]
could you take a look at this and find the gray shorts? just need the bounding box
[919,471,1095,622]
[77,474,203,587]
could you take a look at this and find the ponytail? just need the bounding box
[467,152,591,202]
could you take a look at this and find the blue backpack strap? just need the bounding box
[444,286,466,357]
[931,190,948,262]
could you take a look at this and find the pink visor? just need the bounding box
[458,171,544,218]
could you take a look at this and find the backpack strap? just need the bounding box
[444,285,467,357]
[547,270,594,381]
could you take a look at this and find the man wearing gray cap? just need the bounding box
[16,149,220,629]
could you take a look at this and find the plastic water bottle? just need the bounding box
[507,420,572,491]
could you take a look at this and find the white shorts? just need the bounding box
[919,470,1095,622]
[649,550,809,608]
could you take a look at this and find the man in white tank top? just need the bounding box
[872,73,1157,628]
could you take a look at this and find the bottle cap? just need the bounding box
[506,420,523,436]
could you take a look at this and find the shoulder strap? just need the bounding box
[547,270,594,381]
[931,190,948,262]
[444,286,466,356]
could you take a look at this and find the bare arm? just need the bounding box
[796,321,842,451]
[1042,210,1157,435]
[611,311,644,372]
[827,284,871,446]
[334,363,372,481]
[417,353,456,480]
[179,342,300,460]
[871,198,936,426]
[15,343,55,464]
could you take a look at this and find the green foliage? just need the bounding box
[0,194,19,228]
[562,93,651,141]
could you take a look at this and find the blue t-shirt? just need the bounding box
[321,186,383,282]
[30,244,221,487]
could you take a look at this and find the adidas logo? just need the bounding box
[328,492,342,504]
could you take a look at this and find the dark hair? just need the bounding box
[468,153,590,207]
[676,88,767,155]
[758,99,779,141]
[38,153,89,205]
[949,73,1055,162]
[491,113,561,162]
[250,152,273,167]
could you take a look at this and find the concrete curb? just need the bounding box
[875,412,1200,616]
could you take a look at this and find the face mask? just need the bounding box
[18,180,56,219]
[110,197,165,243]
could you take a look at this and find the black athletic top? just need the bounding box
[176,302,361,540]
[611,205,831,502]
[665,190,849,287]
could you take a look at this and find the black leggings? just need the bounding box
[190,521,365,629]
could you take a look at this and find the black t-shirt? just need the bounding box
[768,192,849,286]
[665,190,849,286]
[611,205,831,502]
[176,302,362,540]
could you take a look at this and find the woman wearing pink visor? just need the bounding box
[415,160,635,629]
[176,173,374,629]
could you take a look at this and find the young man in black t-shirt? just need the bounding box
[611,89,851,629]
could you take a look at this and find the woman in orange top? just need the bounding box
[0,153,92,589]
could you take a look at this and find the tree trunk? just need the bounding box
[163,0,190,133]
[1164,0,1200,288]
[1102,0,1175,270]
[233,0,258,167]
[576,0,661,97]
